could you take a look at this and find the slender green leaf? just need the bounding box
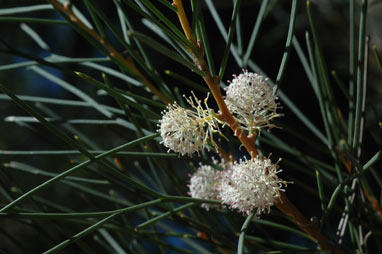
[204,0,241,65]
[75,71,161,119]
[0,4,53,15]
[218,0,241,81]
[331,70,353,103]
[31,66,113,118]
[121,0,195,52]
[307,1,341,144]
[0,94,125,115]
[141,18,190,60]
[83,0,106,38]
[0,82,160,213]
[165,70,209,93]
[245,235,308,250]
[20,23,50,50]
[4,161,109,185]
[273,0,297,95]
[352,0,368,150]
[242,0,268,67]
[0,150,175,157]
[292,37,314,86]
[348,0,356,146]
[0,17,67,25]
[42,199,162,254]
[252,218,311,240]
[195,3,216,76]
[315,170,326,212]
[238,212,256,254]
[128,31,205,76]
[139,0,195,50]
[136,203,196,230]
[372,45,382,75]
[363,150,382,171]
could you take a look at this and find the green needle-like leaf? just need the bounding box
[315,170,326,212]
[238,211,256,254]
[363,150,382,171]
[372,45,382,75]
[42,199,162,254]
[0,4,53,15]
[135,203,196,230]
[0,17,67,25]
[218,0,241,81]
[128,31,205,76]
[352,0,368,150]
[4,161,109,185]
[0,83,160,212]
[204,0,241,65]
[273,0,297,95]
[242,0,268,67]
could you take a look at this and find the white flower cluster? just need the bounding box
[187,164,219,211]
[216,156,285,216]
[158,71,286,216]
[188,156,286,216]
[158,71,280,156]
[225,70,280,136]
[158,93,222,156]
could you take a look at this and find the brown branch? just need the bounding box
[47,0,171,104]
[173,1,337,252]
[172,0,195,44]
[276,193,339,253]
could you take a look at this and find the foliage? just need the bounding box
[0,0,381,253]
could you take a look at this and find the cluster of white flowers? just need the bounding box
[225,70,280,136]
[187,164,219,211]
[216,156,286,216]
[158,71,279,155]
[158,93,222,156]
[188,156,286,216]
[158,71,286,216]
[158,102,204,156]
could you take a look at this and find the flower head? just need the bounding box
[188,164,219,210]
[158,102,205,156]
[158,92,222,156]
[225,70,280,136]
[216,156,286,216]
